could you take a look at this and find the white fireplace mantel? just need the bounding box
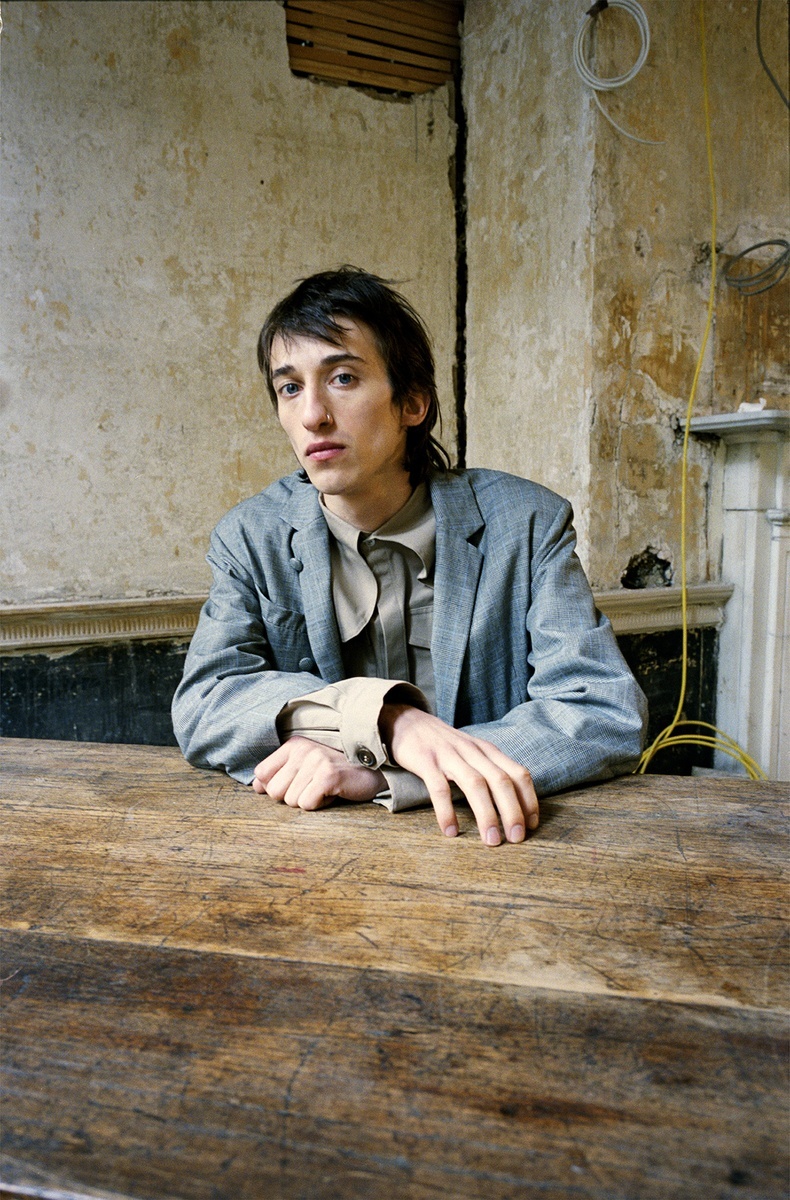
[684,410,789,780]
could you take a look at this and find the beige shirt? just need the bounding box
[277,485,438,811]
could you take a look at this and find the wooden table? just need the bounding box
[0,739,787,1200]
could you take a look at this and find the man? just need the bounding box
[172,266,646,846]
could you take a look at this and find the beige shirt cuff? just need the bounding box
[372,766,432,812]
[373,770,465,813]
[277,676,429,769]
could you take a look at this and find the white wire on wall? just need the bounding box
[573,0,664,145]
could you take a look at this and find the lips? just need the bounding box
[305,441,345,462]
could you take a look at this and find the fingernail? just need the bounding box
[444,823,458,838]
[508,824,524,843]
[528,812,539,830]
[485,827,501,847]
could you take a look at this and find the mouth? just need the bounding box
[305,441,345,463]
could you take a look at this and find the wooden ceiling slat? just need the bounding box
[403,0,462,13]
[397,0,462,14]
[384,0,461,11]
[288,42,448,86]
[286,6,460,60]
[287,1,459,51]
[287,49,435,93]
[364,1,462,37]
[287,20,454,72]
[285,1,461,95]
[342,0,460,37]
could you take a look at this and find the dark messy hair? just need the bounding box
[257,265,451,484]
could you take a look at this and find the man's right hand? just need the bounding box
[252,736,385,810]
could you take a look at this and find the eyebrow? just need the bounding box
[271,352,364,380]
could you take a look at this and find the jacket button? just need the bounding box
[356,747,376,768]
[289,557,303,572]
[298,657,314,671]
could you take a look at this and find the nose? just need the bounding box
[300,382,332,431]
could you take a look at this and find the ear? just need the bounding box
[399,390,430,428]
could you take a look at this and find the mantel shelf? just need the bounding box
[0,585,734,652]
[682,410,789,439]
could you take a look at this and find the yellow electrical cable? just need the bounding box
[637,0,767,780]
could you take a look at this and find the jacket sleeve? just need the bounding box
[171,527,330,784]
[459,500,647,797]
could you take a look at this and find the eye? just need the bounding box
[278,381,300,397]
[333,371,354,386]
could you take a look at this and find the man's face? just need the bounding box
[270,319,426,527]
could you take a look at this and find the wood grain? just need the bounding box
[287,1,461,48]
[1,740,787,1009]
[286,17,456,70]
[2,930,787,1200]
[1,738,787,1199]
[286,4,461,53]
[284,0,460,94]
[287,44,447,88]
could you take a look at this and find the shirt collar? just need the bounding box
[320,483,435,578]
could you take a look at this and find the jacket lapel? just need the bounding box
[429,473,485,724]
[280,471,487,707]
[282,479,345,683]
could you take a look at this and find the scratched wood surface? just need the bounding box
[1,738,788,1200]
[2,740,787,1008]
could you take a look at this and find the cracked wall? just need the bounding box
[3,0,786,605]
[0,0,457,604]
[463,0,595,558]
[464,0,788,589]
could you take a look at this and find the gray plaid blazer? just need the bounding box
[172,468,646,794]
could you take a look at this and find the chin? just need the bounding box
[301,465,348,495]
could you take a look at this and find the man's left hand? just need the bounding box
[380,703,539,845]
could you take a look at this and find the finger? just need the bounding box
[450,764,504,846]
[263,760,303,802]
[253,757,298,798]
[288,774,334,811]
[493,760,539,835]
[254,735,320,786]
[298,791,334,811]
[477,762,529,842]
[429,743,513,845]
[254,744,292,786]
[282,759,339,810]
[457,741,539,838]
[423,774,459,838]
[483,768,535,842]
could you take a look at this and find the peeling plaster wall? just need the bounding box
[587,0,789,589]
[0,0,457,604]
[464,0,788,589]
[462,0,595,559]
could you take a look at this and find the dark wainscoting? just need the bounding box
[0,641,190,747]
[618,627,718,775]
[1,629,718,775]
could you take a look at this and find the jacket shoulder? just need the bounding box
[441,468,571,523]
[212,471,310,543]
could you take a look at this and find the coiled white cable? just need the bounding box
[573,0,664,146]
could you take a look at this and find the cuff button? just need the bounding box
[356,747,376,768]
[298,657,315,671]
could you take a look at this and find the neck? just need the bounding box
[322,475,414,532]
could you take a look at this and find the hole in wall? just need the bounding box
[621,545,674,589]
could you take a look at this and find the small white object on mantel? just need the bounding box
[738,397,767,412]
[683,409,789,780]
